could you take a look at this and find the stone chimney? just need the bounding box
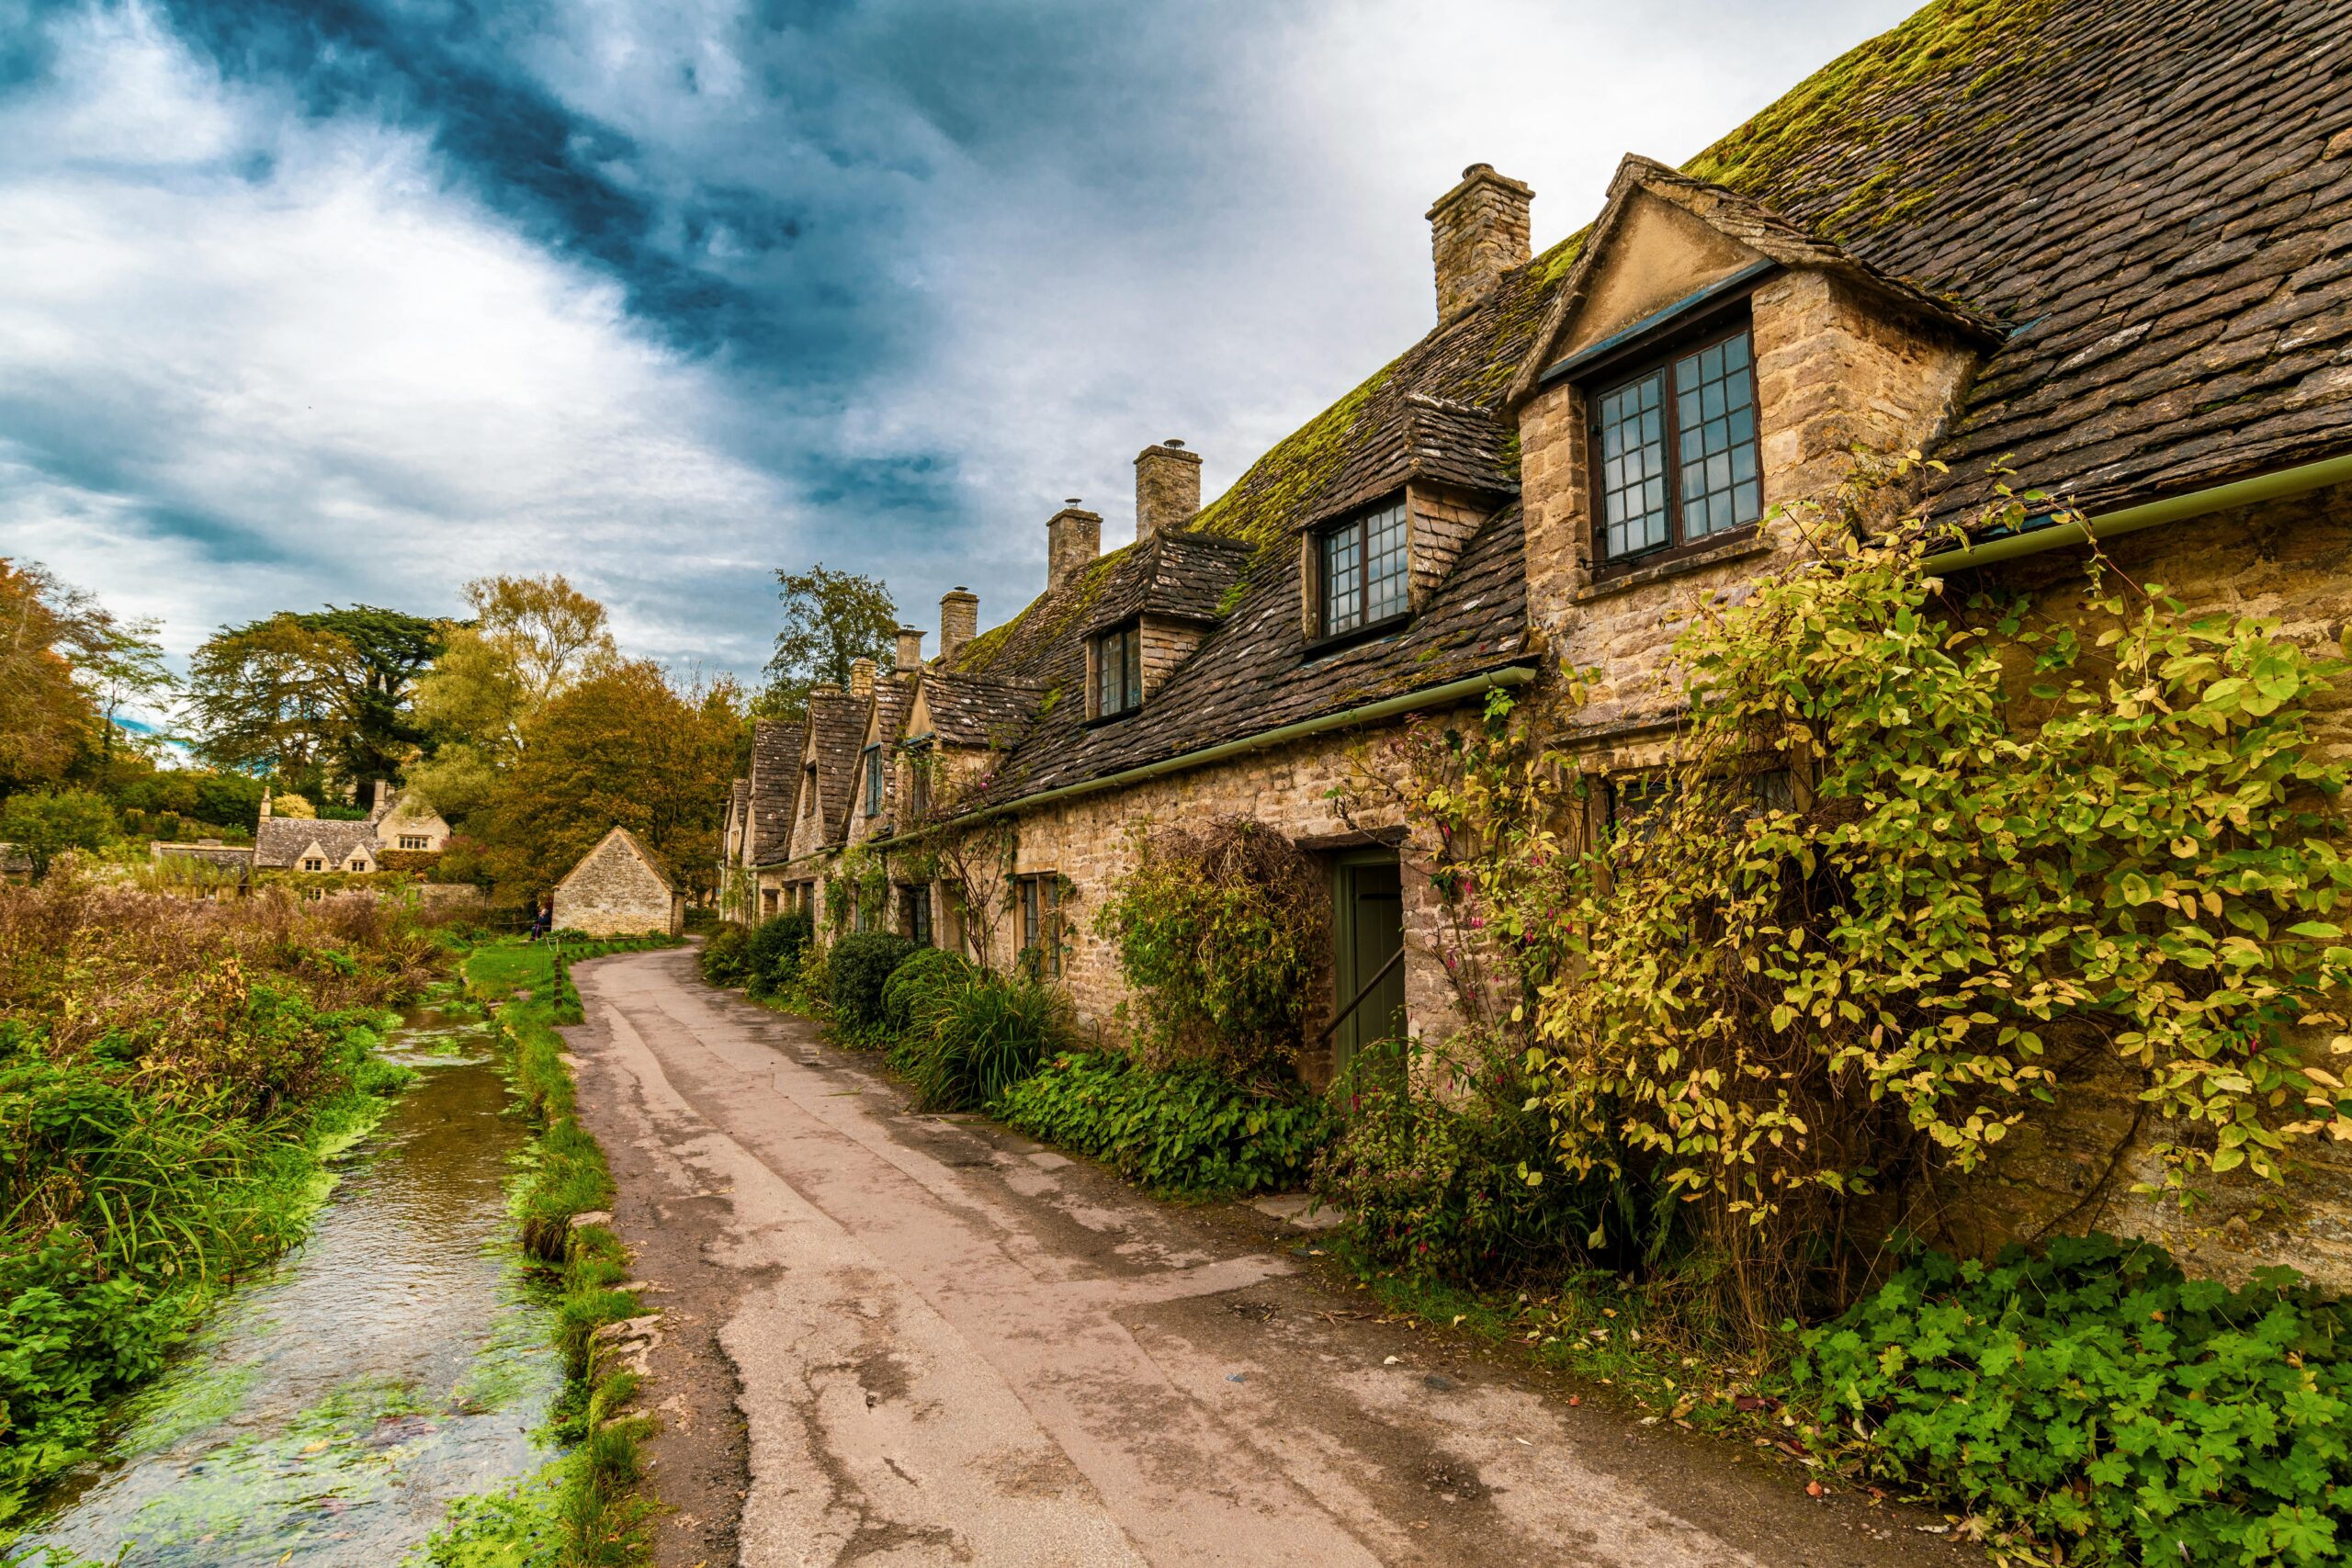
[1046,500,1102,592]
[849,657,876,698]
[895,625,924,672]
[940,587,978,662]
[259,789,272,820]
[1134,439,1203,542]
[1428,163,1533,322]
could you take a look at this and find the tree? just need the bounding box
[469,661,741,901]
[761,564,898,722]
[184,605,442,793]
[77,615,176,771]
[0,790,116,878]
[0,559,103,793]
[410,575,618,818]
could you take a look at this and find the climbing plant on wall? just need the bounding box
[1366,459,2352,1325]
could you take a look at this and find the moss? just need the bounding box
[954,544,1131,676]
[1190,362,1398,551]
[1682,0,2061,237]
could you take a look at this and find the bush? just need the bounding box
[888,969,1064,1111]
[1311,1032,1634,1283]
[828,933,917,1032]
[879,946,973,1035]
[1792,1235,2352,1566]
[1091,818,1327,1081]
[999,1051,1334,1198]
[698,921,752,987]
[741,911,814,998]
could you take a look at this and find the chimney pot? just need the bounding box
[939,587,978,663]
[894,624,923,672]
[1427,163,1532,322]
[849,657,876,698]
[1134,439,1204,542]
[1046,502,1102,592]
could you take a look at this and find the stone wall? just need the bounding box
[554,832,682,938]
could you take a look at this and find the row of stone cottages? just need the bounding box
[717,0,2352,1280]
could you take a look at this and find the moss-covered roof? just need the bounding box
[922,0,2352,808]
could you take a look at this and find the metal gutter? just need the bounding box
[1922,452,2352,573]
[944,664,1539,831]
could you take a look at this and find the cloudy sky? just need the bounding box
[0,0,1916,683]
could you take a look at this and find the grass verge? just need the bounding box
[406,934,677,1568]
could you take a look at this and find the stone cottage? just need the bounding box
[719,0,2352,1267]
[554,826,685,938]
[237,782,452,874]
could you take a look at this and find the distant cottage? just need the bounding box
[554,827,684,938]
[716,0,2352,1279]
[153,781,451,877]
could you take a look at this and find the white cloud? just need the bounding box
[0,2,794,670]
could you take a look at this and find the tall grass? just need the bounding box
[0,876,445,1523]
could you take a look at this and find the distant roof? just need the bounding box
[254,818,378,868]
[747,719,798,863]
[808,689,869,847]
[560,825,674,895]
[918,671,1046,750]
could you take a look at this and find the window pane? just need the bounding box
[1321,526,1362,635]
[1674,330,1761,540]
[1597,371,1670,558]
[1124,627,1141,708]
[1365,500,1408,622]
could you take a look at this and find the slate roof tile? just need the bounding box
[747,719,799,864]
[808,691,868,848]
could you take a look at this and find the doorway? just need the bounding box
[1331,850,1406,1077]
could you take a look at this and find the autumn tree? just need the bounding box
[468,661,741,901]
[760,564,898,722]
[0,559,101,794]
[410,574,618,817]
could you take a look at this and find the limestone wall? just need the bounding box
[554,833,682,939]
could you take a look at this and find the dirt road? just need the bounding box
[565,947,1973,1568]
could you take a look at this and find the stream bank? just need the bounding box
[11,1000,563,1567]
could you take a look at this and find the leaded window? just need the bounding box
[862,743,883,817]
[1096,624,1142,716]
[1592,325,1760,564]
[1317,497,1409,638]
[1019,874,1062,978]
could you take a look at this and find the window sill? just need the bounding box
[1300,612,1412,660]
[1576,529,1771,603]
[1083,705,1145,730]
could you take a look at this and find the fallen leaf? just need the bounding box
[1807,1481,1826,1498]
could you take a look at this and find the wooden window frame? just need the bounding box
[1093,622,1143,719]
[1311,495,1412,648]
[1018,874,1063,979]
[861,742,884,818]
[1585,308,1764,578]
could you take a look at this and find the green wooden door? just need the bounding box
[1333,852,1406,1074]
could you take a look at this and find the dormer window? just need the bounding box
[1095,623,1142,717]
[802,762,817,815]
[862,743,884,817]
[1592,322,1759,564]
[1317,496,1409,639]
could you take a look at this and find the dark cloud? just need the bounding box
[1,0,1919,681]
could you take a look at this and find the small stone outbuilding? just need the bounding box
[552,827,684,938]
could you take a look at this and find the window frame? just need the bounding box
[1018,873,1063,979]
[398,833,429,851]
[861,742,884,818]
[1584,309,1765,576]
[1093,622,1144,719]
[1311,494,1412,648]
[901,883,932,947]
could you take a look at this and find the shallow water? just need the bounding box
[15,1007,562,1567]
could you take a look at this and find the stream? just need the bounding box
[13,1002,562,1567]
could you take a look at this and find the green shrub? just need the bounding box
[880,947,973,1035]
[888,969,1063,1111]
[1091,818,1326,1081]
[829,933,917,1032]
[698,921,752,987]
[1792,1235,2352,1565]
[998,1051,1333,1198]
[1312,1032,1635,1283]
[742,911,814,998]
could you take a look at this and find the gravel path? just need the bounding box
[565,947,1976,1568]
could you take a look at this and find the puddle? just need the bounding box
[12,1005,561,1566]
